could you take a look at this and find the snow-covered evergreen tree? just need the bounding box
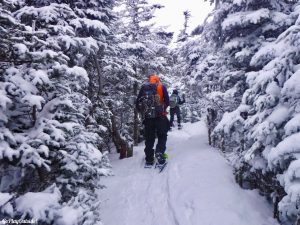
[238,3,300,223]
[177,10,191,43]
[113,0,173,146]
[175,0,300,223]
[189,0,300,223]
[0,0,115,224]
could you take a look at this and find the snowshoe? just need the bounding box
[178,124,182,130]
[155,152,166,164]
[155,161,168,173]
[144,160,155,168]
[154,152,168,172]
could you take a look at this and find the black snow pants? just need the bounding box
[170,106,181,126]
[143,116,169,162]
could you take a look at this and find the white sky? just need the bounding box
[149,0,214,37]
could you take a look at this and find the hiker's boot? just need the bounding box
[155,152,166,165]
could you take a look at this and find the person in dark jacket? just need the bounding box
[169,89,185,129]
[136,74,169,167]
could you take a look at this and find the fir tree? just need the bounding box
[115,0,173,146]
[185,0,300,223]
[0,0,115,224]
[177,10,191,43]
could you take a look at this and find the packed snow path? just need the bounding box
[99,122,279,225]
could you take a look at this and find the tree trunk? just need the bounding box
[221,130,225,152]
[110,113,132,159]
[215,0,220,9]
[32,105,37,124]
[207,108,217,147]
[133,81,139,145]
[94,55,103,98]
[273,196,279,220]
[207,113,212,146]
[241,130,245,152]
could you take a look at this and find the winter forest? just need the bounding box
[1,0,300,224]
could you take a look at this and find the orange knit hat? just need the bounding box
[149,74,160,84]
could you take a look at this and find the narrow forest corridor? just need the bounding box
[2,0,300,224]
[99,122,278,225]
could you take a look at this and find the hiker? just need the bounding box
[136,74,170,168]
[169,89,185,129]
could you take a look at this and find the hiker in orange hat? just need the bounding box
[136,74,170,168]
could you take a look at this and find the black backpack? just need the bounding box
[169,93,179,108]
[137,83,164,118]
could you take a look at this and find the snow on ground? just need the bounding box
[99,121,279,225]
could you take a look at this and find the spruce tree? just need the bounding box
[115,0,172,146]
[184,0,300,223]
[0,0,115,224]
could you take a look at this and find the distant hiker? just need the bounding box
[136,74,170,168]
[169,89,185,129]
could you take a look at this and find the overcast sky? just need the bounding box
[149,0,214,37]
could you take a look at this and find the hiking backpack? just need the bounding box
[169,94,179,108]
[137,83,164,118]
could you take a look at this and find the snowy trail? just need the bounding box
[99,121,279,225]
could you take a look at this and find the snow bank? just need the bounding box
[0,193,12,206]
[15,185,61,221]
